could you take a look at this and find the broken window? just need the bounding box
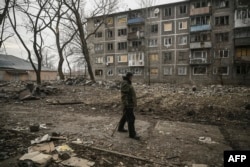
[95,32,102,38]
[215,32,229,42]
[164,7,172,16]
[132,40,142,47]
[107,30,113,38]
[179,5,187,14]
[178,66,187,75]
[214,66,229,75]
[164,37,172,47]
[163,66,173,75]
[148,39,158,47]
[94,44,103,51]
[191,16,210,25]
[163,52,172,63]
[118,29,127,36]
[179,52,187,61]
[107,43,113,51]
[193,0,210,8]
[218,50,229,58]
[151,24,158,33]
[164,23,172,31]
[118,42,127,50]
[95,69,103,76]
[236,65,249,75]
[193,66,207,75]
[179,36,187,45]
[107,69,114,76]
[215,16,229,26]
[94,19,101,27]
[215,0,229,8]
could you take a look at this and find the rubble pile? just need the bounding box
[0,82,59,102]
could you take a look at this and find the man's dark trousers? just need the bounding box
[118,107,136,137]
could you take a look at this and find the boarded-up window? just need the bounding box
[118,55,128,62]
[164,23,172,31]
[117,15,127,23]
[106,17,113,25]
[150,68,158,75]
[107,56,114,63]
[150,54,159,62]
[179,21,187,30]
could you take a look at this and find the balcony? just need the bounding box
[190,6,211,16]
[190,41,212,49]
[128,31,144,40]
[128,60,144,66]
[128,46,145,52]
[190,58,210,65]
[190,24,211,32]
[235,38,250,46]
[127,17,145,25]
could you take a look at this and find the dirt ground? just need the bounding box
[0,80,250,167]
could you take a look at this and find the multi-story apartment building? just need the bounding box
[87,0,250,84]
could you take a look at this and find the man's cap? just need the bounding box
[126,72,133,77]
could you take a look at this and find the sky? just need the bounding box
[2,0,186,61]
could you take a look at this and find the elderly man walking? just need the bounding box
[118,72,140,140]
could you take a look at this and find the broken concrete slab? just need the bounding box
[61,157,95,167]
[31,134,51,144]
[28,142,55,153]
[19,151,52,165]
[192,164,208,167]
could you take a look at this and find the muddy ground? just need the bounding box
[0,80,250,167]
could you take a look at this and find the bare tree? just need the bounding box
[8,0,56,84]
[0,0,10,25]
[63,0,120,82]
[47,1,77,80]
[0,0,13,49]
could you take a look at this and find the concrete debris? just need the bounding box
[31,134,51,144]
[192,164,208,167]
[28,142,55,153]
[19,151,52,165]
[60,157,95,167]
[198,137,217,144]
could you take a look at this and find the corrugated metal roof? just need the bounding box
[0,54,55,71]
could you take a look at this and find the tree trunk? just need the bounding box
[58,54,65,80]
[74,10,95,82]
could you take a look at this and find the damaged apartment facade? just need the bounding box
[87,0,250,84]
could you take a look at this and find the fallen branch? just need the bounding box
[71,143,170,166]
[47,101,85,105]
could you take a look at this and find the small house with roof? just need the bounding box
[0,54,57,81]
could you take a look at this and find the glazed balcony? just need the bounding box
[127,17,145,25]
[190,24,211,32]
